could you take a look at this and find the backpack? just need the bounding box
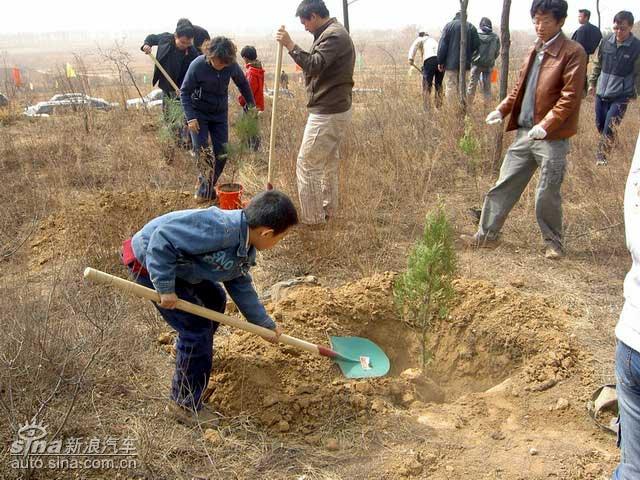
[473,32,499,68]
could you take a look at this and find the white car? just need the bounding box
[126,89,164,109]
[24,93,117,117]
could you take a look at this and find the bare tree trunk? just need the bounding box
[459,0,470,111]
[596,0,601,31]
[492,0,512,172]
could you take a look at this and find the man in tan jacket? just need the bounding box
[461,0,586,260]
[277,0,355,226]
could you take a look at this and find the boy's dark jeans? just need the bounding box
[129,268,225,411]
[595,95,629,162]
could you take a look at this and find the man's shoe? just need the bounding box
[544,245,564,260]
[460,233,499,249]
[166,402,221,427]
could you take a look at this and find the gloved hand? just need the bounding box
[527,124,547,140]
[485,110,503,125]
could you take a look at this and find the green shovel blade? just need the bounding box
[329,336,390,379]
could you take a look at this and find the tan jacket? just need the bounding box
[498,32,587,140]
[289,18,355,114]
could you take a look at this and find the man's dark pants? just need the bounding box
[595,95,629,162]
[422,57,444,108]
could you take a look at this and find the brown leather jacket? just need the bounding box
[498,32,587,140]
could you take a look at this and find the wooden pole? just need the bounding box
[492,0,512,171]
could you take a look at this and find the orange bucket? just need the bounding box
[491,68,499,84]
[215,183,244,210]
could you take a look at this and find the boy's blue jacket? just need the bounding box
[131,207,275,330]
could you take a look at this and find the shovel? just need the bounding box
[266,28,285,190]
[84,268,390,379]
[147,52,181,95]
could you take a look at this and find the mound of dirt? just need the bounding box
[206,273,423,439]
[429,279,578,397]
[29,190,195,269]
[185,273,579,437]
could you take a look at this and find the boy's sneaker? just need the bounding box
[459,233,499,249]
[544,245,564,260]
[166,402,220,427]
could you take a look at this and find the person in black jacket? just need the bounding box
[572,8,602,95]
[192,24,211,53]
[142,19,199,146]
[572,9,602,56]
[437,12,481,99]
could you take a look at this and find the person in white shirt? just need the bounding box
[613,130,640,480]
[408,26,443,109]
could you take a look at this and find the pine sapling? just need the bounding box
[394,208,456,369]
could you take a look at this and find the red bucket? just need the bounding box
[215,183,244,210]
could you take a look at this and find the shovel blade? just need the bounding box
[329,336,390,379]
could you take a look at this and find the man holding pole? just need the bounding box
[141,19,199,129]
[276,0,355,227]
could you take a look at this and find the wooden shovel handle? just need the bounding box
[83,267,322,356]
[267,27,285,189]
[147,52,181,95]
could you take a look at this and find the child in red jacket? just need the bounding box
[239,46,264,151]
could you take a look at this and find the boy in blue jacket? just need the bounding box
[121,191,298,424]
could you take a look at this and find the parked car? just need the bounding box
[0,93,8,107]
[24,93,117,117]
[126,88,163,109]
[264,88,295,99]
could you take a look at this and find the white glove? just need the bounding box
[527,124,547,140]
[485,110,503,125]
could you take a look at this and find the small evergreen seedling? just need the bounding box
[394,208,456,369]
[223,109,260,183]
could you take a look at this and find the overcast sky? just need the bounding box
[1,0,634,35]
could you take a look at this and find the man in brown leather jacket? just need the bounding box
[462,0,586,260]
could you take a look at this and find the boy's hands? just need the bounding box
[264,325,283,344]
[159,293,178,309]
[142,44,152,54]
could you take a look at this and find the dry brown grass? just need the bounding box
[0,39,638,478]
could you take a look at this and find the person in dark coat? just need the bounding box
[141,19,198,98]
[572,9,602,56]
[572,8,602,95]
[437,11,481,98]
[468,17,500,101]
[192,24,211,52]
[181,37,255,202]
[141,18,199,145]
[589,11,640,166]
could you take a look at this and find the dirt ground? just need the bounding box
[20,187,623,478]
[1,67,635,478]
